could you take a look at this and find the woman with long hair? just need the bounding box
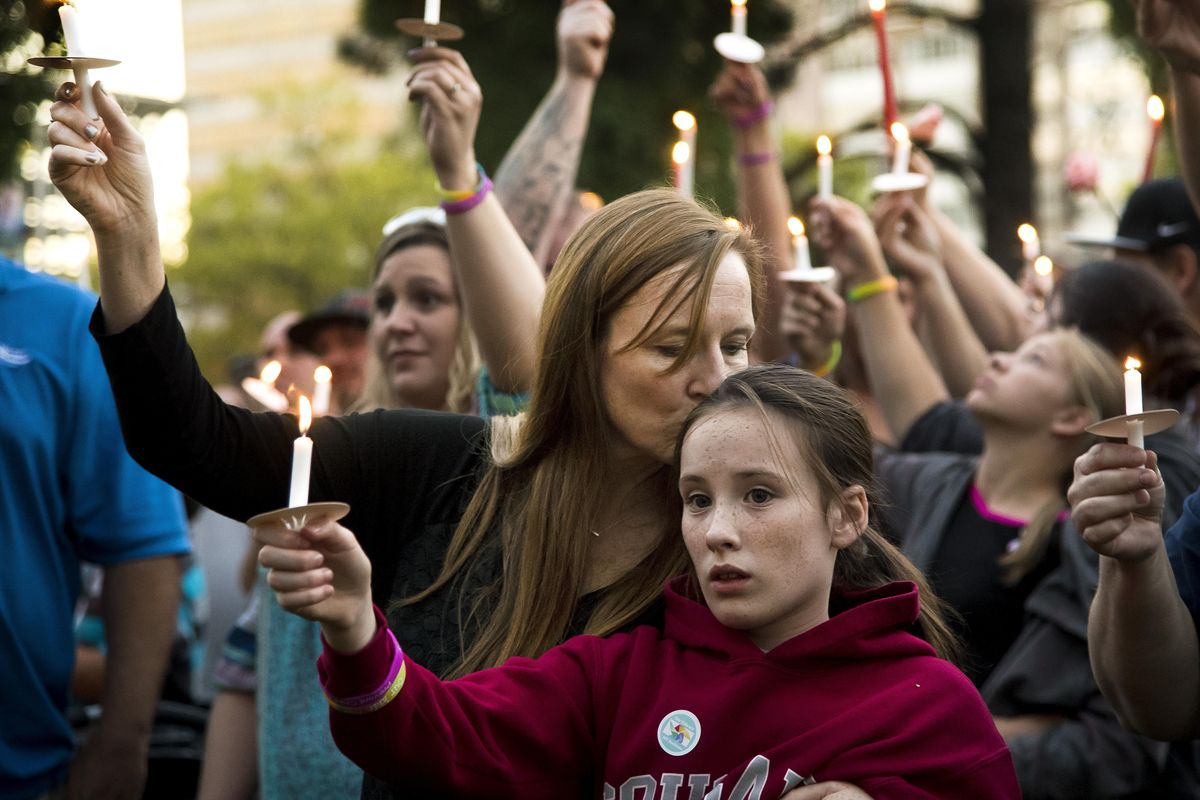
[258,366,1018,798]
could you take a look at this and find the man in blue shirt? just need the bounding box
[0,257,189,800]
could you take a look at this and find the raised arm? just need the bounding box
[809,196,949,443]
[711,62,793,363]
[1068,442,1200,739]
[494,0,613,271]
[873,193,988,397]
[409,48,545,393]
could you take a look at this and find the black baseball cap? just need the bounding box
[287,289,371,352]
[1068,179,1200,253]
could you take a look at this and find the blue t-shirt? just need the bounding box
[0,259,189,800]
[1166,488,1200,628]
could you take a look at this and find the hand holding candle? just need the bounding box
[288,396,314,508]
[817,136,834,200]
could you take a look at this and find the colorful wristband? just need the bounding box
[733,100,774,130]
[436,162,485,201]
[440,172,494,216]
[810,339,843,378]
[323,628,408,715]
[738,151,775,167]
[846,275,899,303]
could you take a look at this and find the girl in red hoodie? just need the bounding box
[258,366,1019,799]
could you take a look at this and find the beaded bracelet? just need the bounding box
[440,172,494,216]
[811,340,843,378]
[733,100,774,130]
[738,151,775,167]
[436,162,485,201]
[846,275,899,303]
[323,628,408,715]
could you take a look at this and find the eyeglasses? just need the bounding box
[382,206,446,236]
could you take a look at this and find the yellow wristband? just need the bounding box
[846,275,899,303]
[810,340,843,378]
[435,163,484,201]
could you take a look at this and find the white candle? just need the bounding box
[288,396,314,508]
[889,123,911,175]
[673,111,697,199]
[1033,255,1054,300]
[1017,224,1040,263]
[312,365,332,416]
[424,0,441,25]
[59,3,87,55]
[1124,357,1144,448]
[816,135,833,200]
[788,217,812,271]
[241,360,289,412]
[731,0,748,37]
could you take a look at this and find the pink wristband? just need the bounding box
[440,173,494,215]
[733,100,774,130]
[738,151,775,167]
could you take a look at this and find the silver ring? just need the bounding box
[449,82,462,95]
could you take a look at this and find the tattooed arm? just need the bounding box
[494,0,613,271]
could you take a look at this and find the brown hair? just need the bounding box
[676,364,964,663]
[997,329,1124,584]
[402,188,766,677]
[354,217,480,413]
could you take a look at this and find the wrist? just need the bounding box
[435,157,479,193]
[806,339,843,377]
[323,597,377,655]
[554,69,600,92]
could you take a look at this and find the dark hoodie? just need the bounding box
[319,578,1019,799]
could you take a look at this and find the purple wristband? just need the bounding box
[738,151,775,167]
[323,627,405,713]
[733,100,774,130]
[440,173,494,215]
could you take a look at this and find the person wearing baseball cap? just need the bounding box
[287,289,371,413]
[1069,178,1200,325]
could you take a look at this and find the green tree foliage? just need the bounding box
[181,145,435,382]
[1,1,57,184]
[357,0,793,208]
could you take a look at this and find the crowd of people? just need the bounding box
[10,0,1200,798]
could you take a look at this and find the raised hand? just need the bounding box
[255,517,375,653]
[872,193,943,287]
[408,48,482,191]
[709,60,771,124]
[807,196,890,287]
[782,281,846,372]
[557,0,614,81]
[48,81,156,238]
[1134,0,1200,74]
[1068,443,1166,561]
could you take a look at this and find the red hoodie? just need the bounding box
[319,579,1019,799]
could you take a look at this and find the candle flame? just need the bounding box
[579,191,604,211]
[816,135,832,156]
[889,122,909,143]
[869,0,887,13]
[672,141,691,165]
[314,365,332,384]
[260,360,282,386]
[787,216,805,237]
[1125,356,1142,371]
[298,395,312,434]
[732,0,747,7]
[1017,223,1038,243]
[1034,256,1053,277]
[673,111,696,132]
[1148,95,1165,122]
[724,217,742,231]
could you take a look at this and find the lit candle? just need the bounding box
[58,2,98,120]
[673,111,697,198]
[1144,94,1165,183]
[869,0,899,130]
[890,122,911,175]
[1033,255,1054,299]
[312,365,333,416]
[424,0,441,25]
[816,135,833,199]
[241,360,289,413]
[288,396,314,508]
[1017,223,1040,263]
[788,216,812,271]
[731,0,748,37]
[1124,356,1144,448]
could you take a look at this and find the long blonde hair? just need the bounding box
[354,218,480,413]
[998,329,1124,583]
[403,189,765,677]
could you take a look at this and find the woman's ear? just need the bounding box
[828,485,868,550]
[1049,404,1092,437]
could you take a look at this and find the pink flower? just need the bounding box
[1064,152,1100,193]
